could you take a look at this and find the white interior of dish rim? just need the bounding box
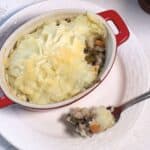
[0,9,116,109]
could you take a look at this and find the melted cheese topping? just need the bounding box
[5,13,107,104]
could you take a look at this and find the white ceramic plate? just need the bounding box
[0,0,149,150]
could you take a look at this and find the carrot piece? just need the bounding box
[89,123,101,133]
[95,40,105,47]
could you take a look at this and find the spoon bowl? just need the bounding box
[108,90,150,121]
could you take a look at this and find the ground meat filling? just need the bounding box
[66,107,98,137]
[84,38,106,69]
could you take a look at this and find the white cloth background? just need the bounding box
[0,0,150,150]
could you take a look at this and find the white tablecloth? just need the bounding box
[0,0,150,149]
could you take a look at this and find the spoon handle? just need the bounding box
[121,91,150,111]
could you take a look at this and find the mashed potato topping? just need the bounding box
[5,13,107,104]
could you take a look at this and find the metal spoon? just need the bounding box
[107,91,150,122]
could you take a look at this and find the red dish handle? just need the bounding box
[0,95,14,108]
[97,10,130,46]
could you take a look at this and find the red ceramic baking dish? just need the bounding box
[0,9,129,110]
